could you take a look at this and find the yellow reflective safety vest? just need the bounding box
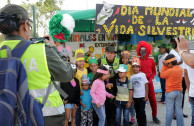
[101,57,119,70]
[101,57,119,76]
[0,40,64,116]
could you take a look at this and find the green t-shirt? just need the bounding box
[88,72,95,82]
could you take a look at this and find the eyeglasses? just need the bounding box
[27,19,33,31]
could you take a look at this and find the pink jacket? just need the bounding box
[90,79,112,105]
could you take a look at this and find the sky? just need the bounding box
[1,0,194,10]
[1,0,194,36]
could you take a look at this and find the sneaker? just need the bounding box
[129,117,135,125]
[183,114,188,118]
[153,116,161,124]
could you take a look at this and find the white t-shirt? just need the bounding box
[130,72,148,98]
[170,49,184,77]
[158,53,168,72]
[183,50,194,97]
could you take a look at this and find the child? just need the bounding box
[115,64,133,126]
[60,64,80,126]
[90,66,115,126]
[80,75,93,126]
[74,49,88,126]
[120,50,133,79]
[160,54,184,126]
[88,57,98,82]
[75,48,88,89]
[130,57,148,126]
[157,44,168,103]
[87,57,99,126]
[120,50,135,124]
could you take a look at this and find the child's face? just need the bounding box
[76,60,85,68]
[122,57,129,65]
[160,47,166,54]
[132,65,140,74]
[101,74,108,80]
[118,71,127,78]
[89,63,98,73]
[82,83,90,90]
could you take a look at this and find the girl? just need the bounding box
[90,66,115,126]
[60,64,80,126]
[74,49,88,126]
[120,50,135,125]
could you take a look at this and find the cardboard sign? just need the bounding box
[95,3,194,36]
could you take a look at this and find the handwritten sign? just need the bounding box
[95,3,194,35]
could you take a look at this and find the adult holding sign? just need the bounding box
[136,41,161,124]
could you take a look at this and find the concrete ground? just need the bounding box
[132,93,191,126]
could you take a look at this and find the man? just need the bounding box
[98,44,120,77]
[170,39,188,118]
[156,43,168,103]
[136,41,161,124]
[0,4,73,126]
[97,44,119,126]
[183,49,194,126]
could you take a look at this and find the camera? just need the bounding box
[30,37,49,42]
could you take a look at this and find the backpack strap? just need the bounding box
[0,45,12,58]
[12,40,31,58]
[42,81,68,105]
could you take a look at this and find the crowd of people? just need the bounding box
[1,3,194,126]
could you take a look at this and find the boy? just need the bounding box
[80,75,93,126]
[88,57,98,82]
[130,57,148,126]
[160,54,184,126]
[115,64,133,126]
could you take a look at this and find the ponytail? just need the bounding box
[0,12,20,34]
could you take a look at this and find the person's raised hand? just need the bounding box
[97,103,101,108]
[44,35,56,47]
[175,35,189,53]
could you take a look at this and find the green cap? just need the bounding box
[88,57,97,65]
[158,43,168,48]
[0,4,29,20]
[117,64,128,72]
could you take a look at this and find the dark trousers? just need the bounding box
[93,108,99,126]
[182,77,186,109]
[133,98,147,126]
[76,107,81,126]
[160,78,166,102]
[105,98,116,126]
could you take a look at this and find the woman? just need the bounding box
[0,4,73,126]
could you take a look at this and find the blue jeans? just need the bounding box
[165,91,184,126]
[92,104,106,126]
[129,105,135,117]
[160,78,166,102]
[116,101,130,126]
[190,97,194,126]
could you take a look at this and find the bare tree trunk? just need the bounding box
[7,0,11,4]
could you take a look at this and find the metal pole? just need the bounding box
[32,5,36,38]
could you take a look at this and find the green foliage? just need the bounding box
[21,0,63,36]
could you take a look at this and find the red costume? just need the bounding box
[136,41,157,117]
